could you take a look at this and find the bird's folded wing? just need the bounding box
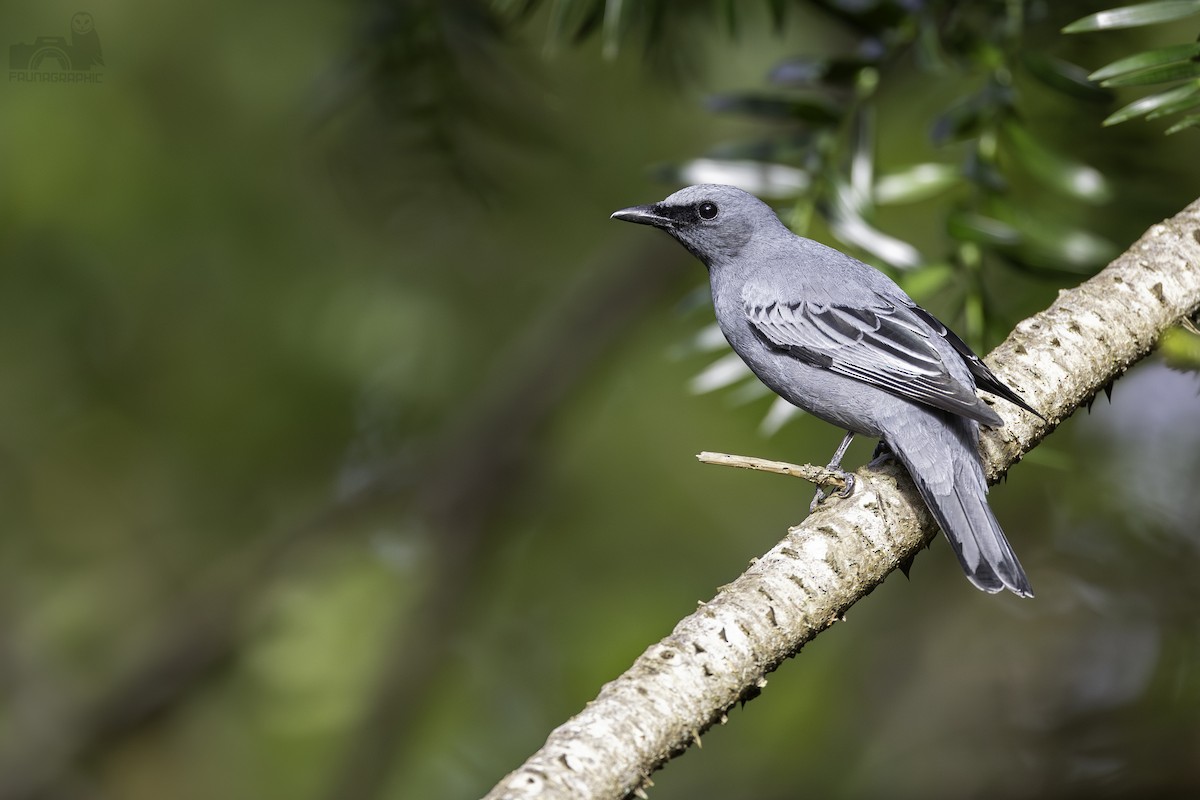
[743,291,1002,425]
[907,305,1043,419]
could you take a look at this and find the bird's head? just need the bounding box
[610,184,784,267]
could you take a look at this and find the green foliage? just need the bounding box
[1161,318,1200,371]
[1062,0,1200,32]
[6,4,1200,800]
[1066,0,1200,131]
[529,1,1126,423]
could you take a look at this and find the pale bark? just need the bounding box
[482,199,1200,800]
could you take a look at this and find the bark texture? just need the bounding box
[482,199,1200,800]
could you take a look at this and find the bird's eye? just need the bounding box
[698,202,719,220]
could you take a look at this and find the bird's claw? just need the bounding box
[809,470,854,513]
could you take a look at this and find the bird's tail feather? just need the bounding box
[887,417,1033,598]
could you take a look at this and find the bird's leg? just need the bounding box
[809,431,856,512]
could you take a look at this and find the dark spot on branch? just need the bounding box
[739,683,763,708]
[718,628,728,643]
[693,642,706,654]
[767,606,778,627]
[1193,228,1200,245]
[1151,282,1166,304]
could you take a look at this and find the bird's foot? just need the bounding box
[808,469,855,513]
[869,440,894,468]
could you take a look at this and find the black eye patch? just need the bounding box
[652,203,705,226]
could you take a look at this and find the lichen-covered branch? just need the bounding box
[482,199,1200,800]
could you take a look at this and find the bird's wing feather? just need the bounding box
[744,291,1002,425]
[906,305,1043,419]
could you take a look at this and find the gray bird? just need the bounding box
[612,184,1039,597]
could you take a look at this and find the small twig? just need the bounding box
[696,451,849,490]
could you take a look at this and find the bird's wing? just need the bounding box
[743,290,1003,425]
[906,305,1044,419]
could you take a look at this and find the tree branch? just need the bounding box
[481,199,1200,800]
[696,451,851,490]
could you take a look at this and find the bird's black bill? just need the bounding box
[610,204,674,228]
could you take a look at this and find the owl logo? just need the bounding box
[8,12,103,72]
[69,12,103,69]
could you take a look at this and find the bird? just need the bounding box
[611,184,1040,597]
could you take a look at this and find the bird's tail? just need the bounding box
[885,412,1033,598]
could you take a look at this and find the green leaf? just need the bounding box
[931,102,984,144]
[721,0,739,36]
[670,158,810,197]
[1165,113,1200,133]
[947,211,1022,246]
[1101,60,1200,86]
[896,262,956,303]
[690,352,752,394]
[1063,0,1200,32]
[962,150,1008,192]
[1002,122,1113,203]
[544,0,571,54]
[828,180,923,269]
[873,163,960,205]
[601,0,624,60]
[931,84,1014,145]
[1028,229,1117,268]
[992,202,1118,271]
[1159,326,1200,372]
[766,0,790,32]
[1146,89,1200,117]
[1022,53,1113,102]
[850,106,876,208]
[706,93,842,123]
[769,56,871,87]
[1089,43,1200,81]
[1103,81,1200,124]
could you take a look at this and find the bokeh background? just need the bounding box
[2,1,1199,799]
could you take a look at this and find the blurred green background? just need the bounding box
[2,1,1199,799]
